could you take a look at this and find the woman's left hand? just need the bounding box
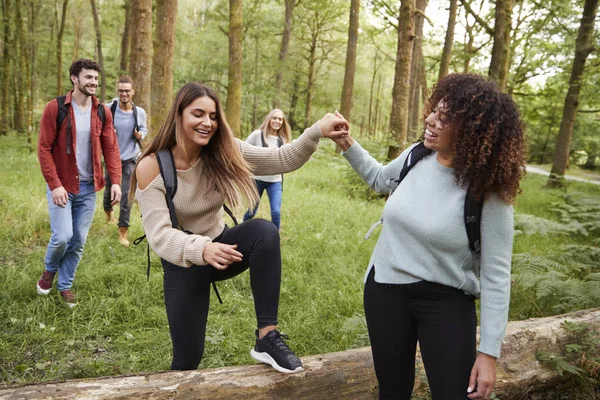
[467,352,497,399]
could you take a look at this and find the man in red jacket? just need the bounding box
[36,59,122,307]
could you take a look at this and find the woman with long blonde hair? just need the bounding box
[132,82,348,373]
[243,109,292,229]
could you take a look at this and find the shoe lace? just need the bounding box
[267,331,291,352]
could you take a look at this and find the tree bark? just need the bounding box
[89,0,105,103]
[547,0,599,187]
[273,0,295,109]
[129,0,152,124]
[340,0,360,122]
[408,0,427,141]
[438,0,457,80]
[27,0,37,144]
[1,309,597,399]
[0,0,11,135]
[56,0,69,96]
[151,0,178,137]
[226,0,243,137]
[304,32,317,129]
[72,2,81,62]
[387,0,415,160]
[119,0,132,73]
[13,0,25,132]
[488,0,513,91]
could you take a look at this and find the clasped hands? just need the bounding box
[318,111,354,151]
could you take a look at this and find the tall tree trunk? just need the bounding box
[288,73,300,132]
[72,0,81,61]
[151,0,178,137]
[89,0,105,103]
[0,0,11,135]
[463,22,474,72]
[340,0,360,122]
[368,51,379,135]
[374,75,382,139]
[498,0,514,90]
[27,0,36,146]
[119,0,132,73]
[129,0,152,123]
[13,0,25,132]
[387,0,415,160]
[438,0,457,80]
[226,0,243,137]
[547,0,599,187]
[488,0,513,91]
[251,35,260,130]
[408,0,427,141]
[273,0,295,109]
[56,0,69,96]
[304,34,317,129]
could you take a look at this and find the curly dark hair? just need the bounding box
[422,73,527,204]
[69,59,100,86]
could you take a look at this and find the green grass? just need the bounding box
[1,131,598,393]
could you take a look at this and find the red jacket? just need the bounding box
[38,91,122,194]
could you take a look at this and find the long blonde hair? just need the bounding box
[259,109,292,144]
[130,82,258,209]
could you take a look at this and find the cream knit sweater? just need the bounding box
[135,123,322,268]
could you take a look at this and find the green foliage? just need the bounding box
[536,320,599,394]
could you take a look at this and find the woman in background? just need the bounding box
[243,109,292,230]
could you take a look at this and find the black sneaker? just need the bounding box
[250,330,304,373]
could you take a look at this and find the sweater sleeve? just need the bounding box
[135,175,211,267]
[239,122,322,175]
[477,194,514,358]
[342,141,416,193]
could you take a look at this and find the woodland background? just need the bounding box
[0,0,599,185]
[0,0,599,397]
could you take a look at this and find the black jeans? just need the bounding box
[104,158,136,227]
[162,218,281,370]
[364,268,477,400]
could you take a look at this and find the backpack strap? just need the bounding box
[156,148,179,229]
[396,142,433,185]
[111,100,142,152]
[55,96,71,155]
[464,190,483,253]
[110,100,118,119]
[98,103,106,131]
[260,130,267,147]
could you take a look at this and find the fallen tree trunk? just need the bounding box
[1,309,598,400]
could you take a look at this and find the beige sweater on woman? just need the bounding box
[135,123,322,268]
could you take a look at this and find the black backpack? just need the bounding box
[55,95,106,154]
[386,142,483,253]
[134,148,238,302]
[110,100,142,151]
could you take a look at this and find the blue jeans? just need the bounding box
[104,158,135,227]
[243,180,282,230]
[44,181,97,291]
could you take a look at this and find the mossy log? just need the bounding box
[1,308,598,400]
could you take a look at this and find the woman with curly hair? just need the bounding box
[327,73,526,399]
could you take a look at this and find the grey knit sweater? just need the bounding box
[343,141,514,358]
